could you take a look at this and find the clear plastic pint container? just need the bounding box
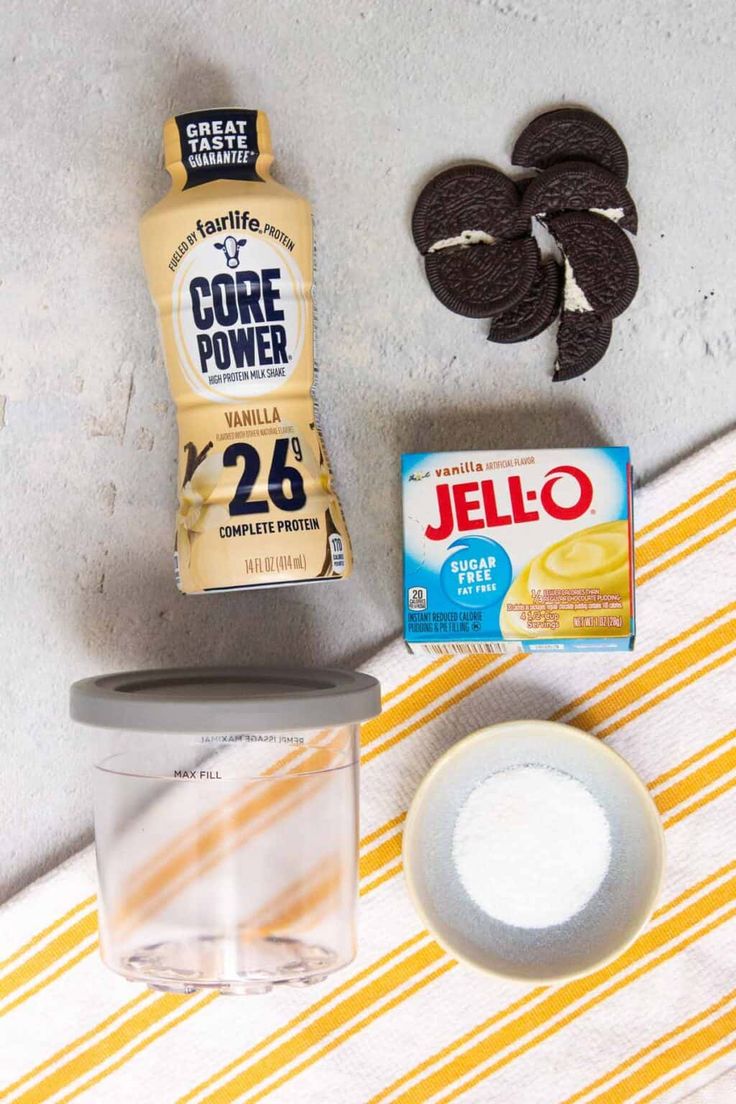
[70,666,381,995]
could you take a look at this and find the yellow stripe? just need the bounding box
[364,871,736,1104]
[551,605,735,723]
[360,860,403,898]
[217,953,453,1104]
[57,961,452,1104]
[113,772,324,934]
[112,724,353,936]
[199,789,736,1104]
[7,993,209,1104]
[397,899,736,1104]
[359,828,403,882]
[373,794,736,1104]
[568,612,735,732]
[125,736,319,894]
[651,860,736,923]
[245,859,343,937]
[654,741,736,816]
[582,1002,736,1104]
[214,871,736,1104]
[6,897,428,1104]
[0,992,151,1100]
[364,987,546,1104]
[0,943,98,1022]
[636,487,736,568]
[243,961,457,1104]
[560,987,736,1104]
[0,910,98,1006]
[174,931,428,1104]
[363,655,524,765]
[0,897,95,975]
[48,996,216,1104]
[664,774,736,829]
[136,750,401,937]
[635,470,735,538]
[361,656,500,749]
[649,728,736,790]
[380,658,452,705]
[360,812,406,849]
[370,865,736,1104]
[633,1037,736,1104]
[112,731,341,931]
[6,486,735,1097]
[178,937,445,1104]
[596,645,736,740]
[638,516,736,585]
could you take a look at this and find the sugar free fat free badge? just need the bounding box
[440,536,512,609]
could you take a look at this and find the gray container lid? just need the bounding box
[70,666,381,734]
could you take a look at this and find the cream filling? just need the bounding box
[539,207,625,224]
[563,257,593,313]
[590,206,625,223]
[428,229,496,252]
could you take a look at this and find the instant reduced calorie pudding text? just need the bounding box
[402,448,635,653]
[140,108,352,592]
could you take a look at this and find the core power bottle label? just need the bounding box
[140,108,353,593]
[175,109,262,188]
[172,230,306,400]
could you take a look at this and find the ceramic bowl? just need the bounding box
[403,720,665,983]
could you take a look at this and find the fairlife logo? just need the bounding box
[214,235,247,269]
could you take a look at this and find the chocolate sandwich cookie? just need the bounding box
[488,259,562,343]
[425,237,540,318]
[520,161,638,234]
[512,108,629,183]
[412,164,522,253]
[514,176,535,197]
[554,312,613,380]
[548,212,639,321]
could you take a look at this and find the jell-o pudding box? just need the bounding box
[402,448,635,654]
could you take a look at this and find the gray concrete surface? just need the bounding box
[2,0,735,900]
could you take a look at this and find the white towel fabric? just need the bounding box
[1,430,735,1104]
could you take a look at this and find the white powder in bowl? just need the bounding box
[452,766,611,929]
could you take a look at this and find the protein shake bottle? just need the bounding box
[140,109,353,592]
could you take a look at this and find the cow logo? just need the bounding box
[214,235,247,269]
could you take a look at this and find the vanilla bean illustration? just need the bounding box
[182,440,213,487]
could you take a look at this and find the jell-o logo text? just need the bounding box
[425,466,594,542]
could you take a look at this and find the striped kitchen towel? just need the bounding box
[1,429,735,1104]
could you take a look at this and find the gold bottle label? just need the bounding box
[140,109,352,592]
